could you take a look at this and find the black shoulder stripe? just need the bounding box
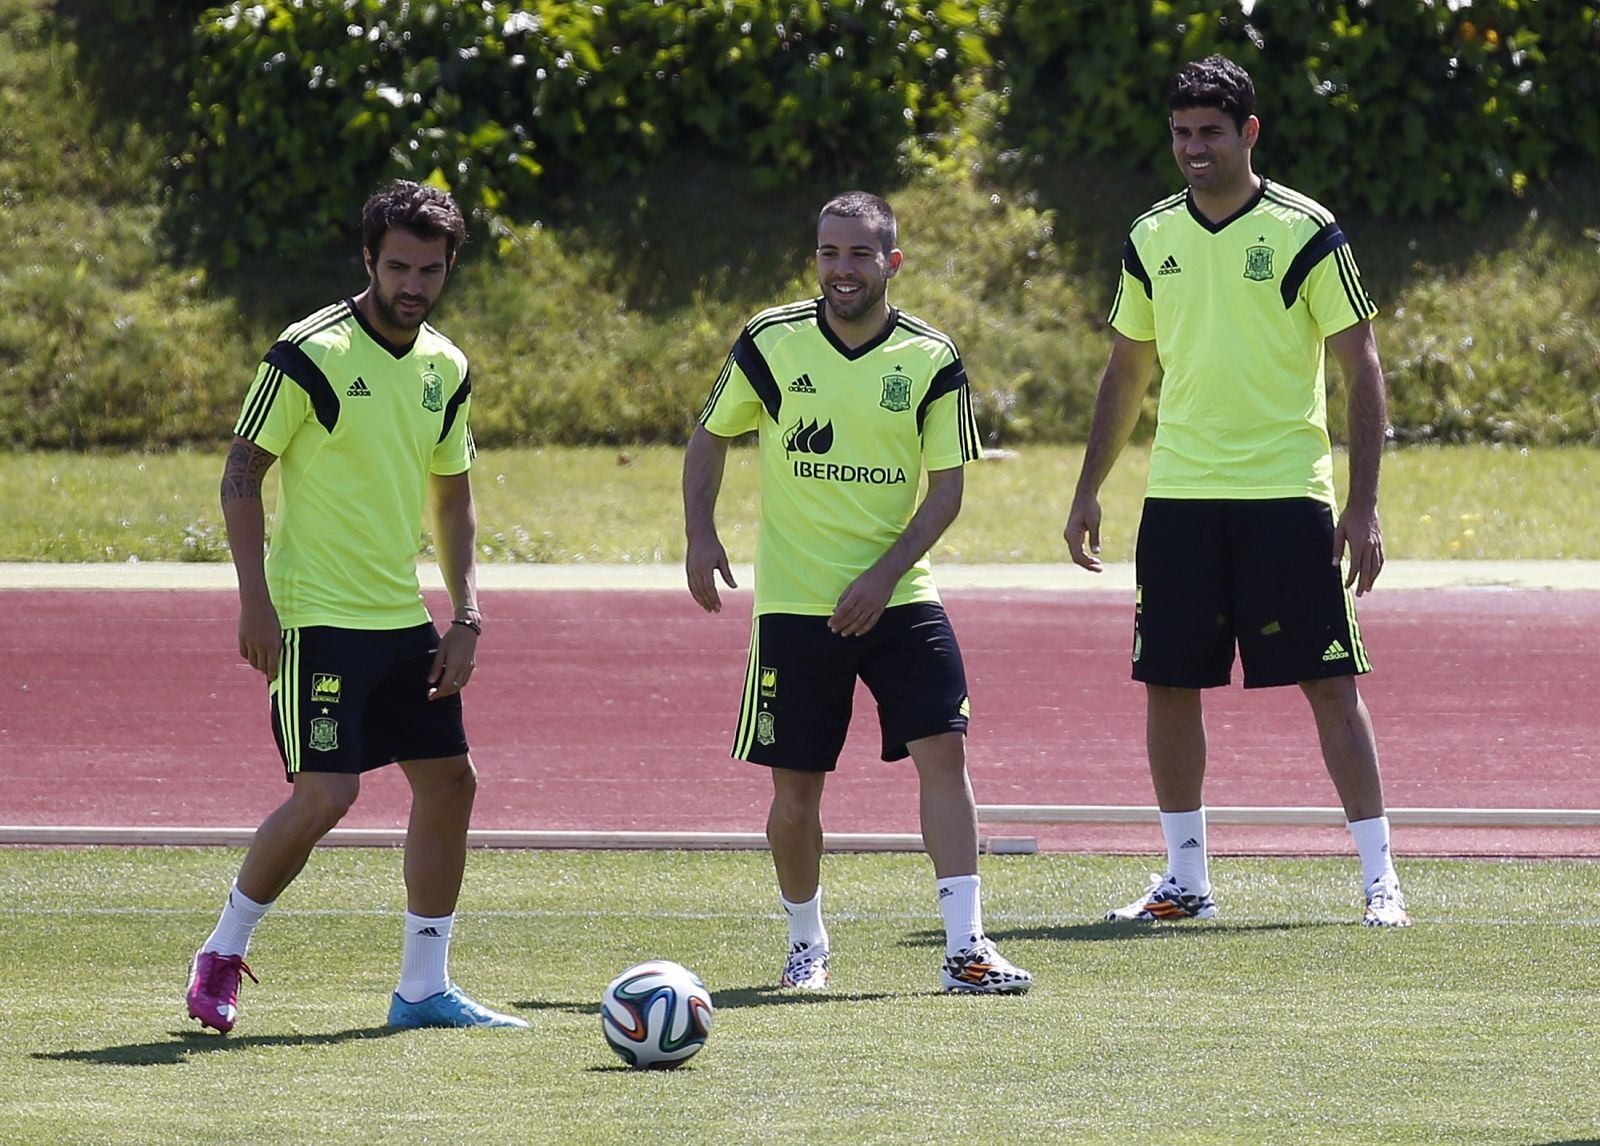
[1263,187,1334,227]
[263,340,339,433]
[698,351,737,424]
[1130,190,1187,229]
[281,301,347,343]
[732,330,782,422]
[1123,236,1153,300]
[747,300,817,340]
[285,303,353,345]
[1335,244,1377,317]
[896,313,958,353]
[916,359,966,433]
[235,365,284,442]
[438,371,471,444]
[958,380,980,461]
[1280,222,1346,307]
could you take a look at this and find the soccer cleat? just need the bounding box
[779,941,830,990]
[1363,874,1412,928]
[386,984,529,1029]
[941,936,1033,994]
[186,950,258,1034]
[1105,873,1218,922]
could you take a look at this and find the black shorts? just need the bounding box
[732,603,970,772]
[270,623,469,780]
[1132,498,1372,689]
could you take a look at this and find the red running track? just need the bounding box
[2,587,1597,856]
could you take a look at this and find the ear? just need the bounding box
[886,248,904,277]
[1243,114,1261,148]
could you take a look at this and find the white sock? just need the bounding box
[201,881,273,958]
[781,888,828,950]
[1161,809,1210,893]
[396,912,454,1003]
[1348,815,1398,888]
[936,874,983,956]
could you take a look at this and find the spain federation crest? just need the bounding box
[421,370,444,412]
[879,373,912,412]
[309,717,339,752]
[756,711,776,746]
[1243,244,1275,281]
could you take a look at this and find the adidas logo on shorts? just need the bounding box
[1322,639,1349,662]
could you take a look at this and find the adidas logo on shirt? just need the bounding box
[346,376,372,397]
[1157,255,1182,275]
[1322,639,1349,662]
[789,373,816,393]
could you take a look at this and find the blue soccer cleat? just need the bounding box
[386,984,529,1029]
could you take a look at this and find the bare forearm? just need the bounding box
[432,480,480,617]
[870,471,962,582]
[683,427,729,542]
[1345,360,1387,513]
[220,437,273,598]
[1074,339,1157,500]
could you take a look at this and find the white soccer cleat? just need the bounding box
[1363,874,1412,927]
[1105,873,1218,921]
[941,936,1032,994]
[779,941,830,990]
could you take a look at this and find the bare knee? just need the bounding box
[1300,675,1360,712]
[768,770,825,833]
[403,754,477,805]
[288,775,360,834]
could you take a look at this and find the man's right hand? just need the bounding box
[238,591,282,680]
[1064,494,1105,573]
[686,535,737,614]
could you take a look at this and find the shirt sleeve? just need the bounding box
[432,359,473,475]
[1303,231,1379,337]
[232,347,313,455]
[919,355,981,470]
[1106,234,1156,342]
[699,342,765,437]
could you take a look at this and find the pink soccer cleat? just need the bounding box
[186,950,258,1033]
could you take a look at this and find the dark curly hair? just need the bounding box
[1168,55,1256,131]
[361,180,468,263]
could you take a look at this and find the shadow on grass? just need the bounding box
[898,922,1342,947]
[514,987,895,1015]
[32,1025,402,1067]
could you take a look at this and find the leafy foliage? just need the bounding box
[996,0,1600,218]
[167,0,992,264]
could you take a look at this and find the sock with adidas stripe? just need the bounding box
[396,911,454,1003]
[1160,809,1210,894]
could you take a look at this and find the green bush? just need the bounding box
[167,0,992,264]
[995,0,1596,218]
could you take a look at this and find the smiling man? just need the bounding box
[1062,57,1411,927]
[683,192,1031,995]
[185,181,528,1035]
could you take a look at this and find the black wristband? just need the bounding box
[451,616,482,636]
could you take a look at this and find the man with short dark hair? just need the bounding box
[685,191,1032,994]
[186,181,528,1033]
[1064,57,1411,927]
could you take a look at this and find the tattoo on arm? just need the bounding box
[220,439,275,504]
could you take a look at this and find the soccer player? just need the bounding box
[185,181,528,1033]
[683,191,1032,993]
[1063,56,1411,927]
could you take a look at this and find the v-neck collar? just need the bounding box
[347,297,419,360]
[1185,177,1269,235]
[815,297,899,361]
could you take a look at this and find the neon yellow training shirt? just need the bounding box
[699,298,982,616]
[232,298,474,629]
[1108,179,1378,504]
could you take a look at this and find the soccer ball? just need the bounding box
[600,959,714,1069]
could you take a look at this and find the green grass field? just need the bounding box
[4,847,1596,1144]
[3,443,1598,564]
